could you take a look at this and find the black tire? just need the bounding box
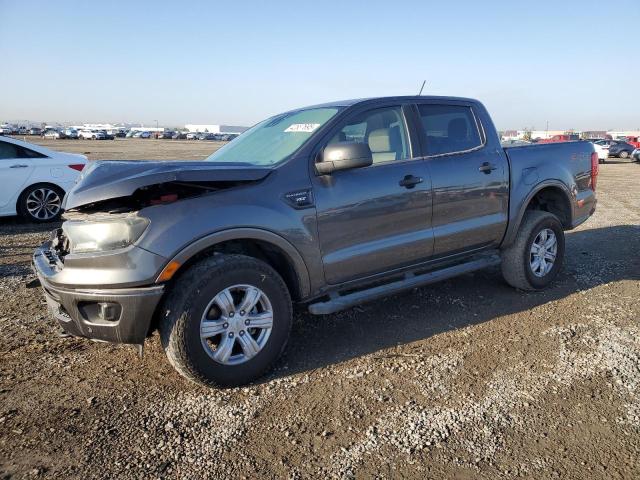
[500,211,565,291]
[159,254,292,387]
[619,151,629,159]
[17,183,65,223]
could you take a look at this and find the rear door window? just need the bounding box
[0,141,19,159]
[418,104,483,156]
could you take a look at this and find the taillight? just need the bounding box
[68,164,85,171]
[590,152,598,191]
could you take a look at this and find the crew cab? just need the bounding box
[32,96,597,387]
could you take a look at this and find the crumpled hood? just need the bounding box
[63,160,272,210]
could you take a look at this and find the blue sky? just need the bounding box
[1,0,639,130]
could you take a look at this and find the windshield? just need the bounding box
[205,107,341,166]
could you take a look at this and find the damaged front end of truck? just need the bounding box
[31,159,273,348]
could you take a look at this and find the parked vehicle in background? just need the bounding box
[80,130,107,140]
[0,126,13,135]
[160,131,175,139]
[112,129,127,138]
[17,127,29,135]
[171,132,187,139]
[131,131,151,139]
[501,139,531,147]
[126,130,136,138]
[199,133,216,140]
[186,132,199,140]
[632,148,640,162]
[28,127,42,136]
[625,136,640,149]
[593,142,609,163]
[0,136,86,221]
[64,128,79,139]
[594,139,622,159]
[538,134,580,144]
[98,130,115,140]
[608,142,635,159]
[43,129,67,139]
[31,95,598,387]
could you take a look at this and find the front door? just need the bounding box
[312,105,433,285]
[416,103,509,257]
[0,140,34,210]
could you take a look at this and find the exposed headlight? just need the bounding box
[63,215,150,254]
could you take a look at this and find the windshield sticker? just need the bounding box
[284,123,320,133]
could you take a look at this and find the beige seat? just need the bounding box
[368,129,397,163]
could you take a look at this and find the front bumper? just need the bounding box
[33,244,164,345]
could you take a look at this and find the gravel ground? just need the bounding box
[0,143,639,479]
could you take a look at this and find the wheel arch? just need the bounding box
[502,180,573,248]
[158,228,311,301]
[16,181,66,215]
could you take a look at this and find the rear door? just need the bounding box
[415,102,508,257]
[312,103,433,284]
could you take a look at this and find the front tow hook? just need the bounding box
[25,277,41,289]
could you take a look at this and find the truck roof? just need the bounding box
[304,95,480,109]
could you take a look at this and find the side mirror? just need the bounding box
[316,142,373,175]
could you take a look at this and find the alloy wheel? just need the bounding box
[200,284,273,365]
[529,228,557,277]
[25,188,62,221]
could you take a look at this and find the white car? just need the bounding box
[0,136,87,222]
[593,142,609,164]
[79,129,106,140]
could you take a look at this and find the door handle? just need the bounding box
[10,164,29,168]
[399,175,423,189]
[478,162,497,174]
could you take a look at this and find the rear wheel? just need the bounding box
[619,151,629,159]
[501,211,565,291]
[18,184,64,222]
[159,254,292,387]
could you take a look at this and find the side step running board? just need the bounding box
[308,254,501,315]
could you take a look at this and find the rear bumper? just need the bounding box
[33,244,164,345]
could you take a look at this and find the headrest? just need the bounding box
[448,118,468,141]
[369,129,391,152]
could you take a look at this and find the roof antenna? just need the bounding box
[417,80,426,96]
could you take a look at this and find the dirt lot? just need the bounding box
[0,140,639,479]
[10,136,226,161]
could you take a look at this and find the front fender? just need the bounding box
[156,227,311,298]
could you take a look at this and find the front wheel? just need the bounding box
[159,254,292,387]
[501,211,565,291]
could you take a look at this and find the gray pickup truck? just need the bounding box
[33,96,598,387]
